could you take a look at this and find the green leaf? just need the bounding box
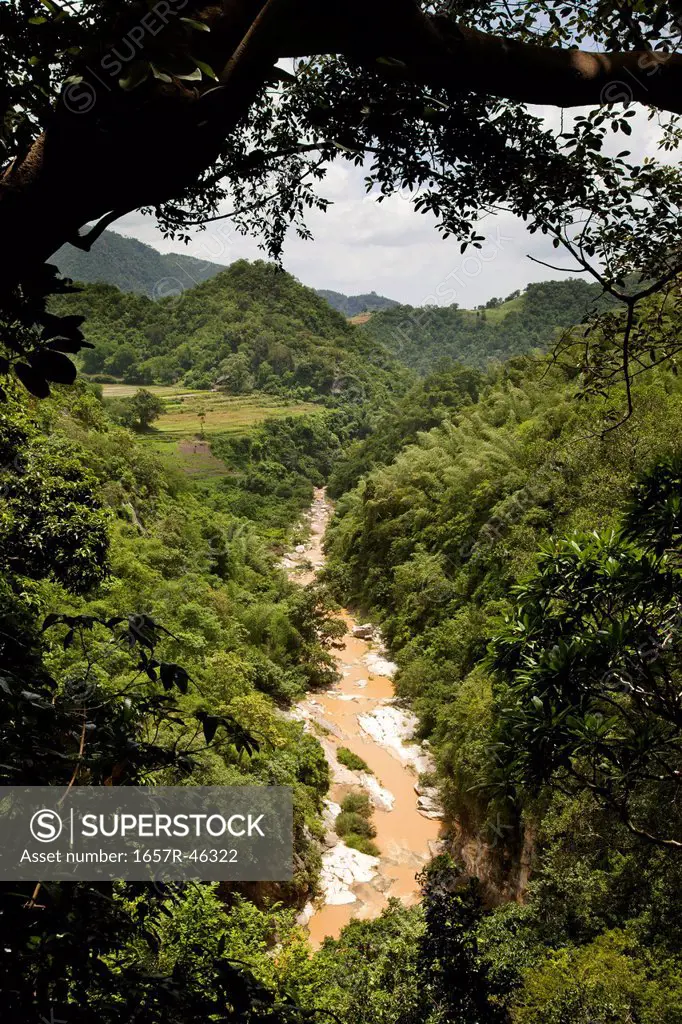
[180,17,210,31]
[119,61,150,91]
[150,65,173,83]
[28,350,77,385]
[173,67,203,82]
[193,59,218,80]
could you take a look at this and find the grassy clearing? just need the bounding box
[100,385,321,480]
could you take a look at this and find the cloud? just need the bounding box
[115,106,671,307]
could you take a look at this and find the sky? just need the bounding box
[115,105,670,308]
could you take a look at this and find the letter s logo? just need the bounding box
[30,809,63,843]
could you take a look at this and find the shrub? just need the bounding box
[337,746,371,772]
[341,791,372,817]
[344,833,380,857]
[335,811,377,839]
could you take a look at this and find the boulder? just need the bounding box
[319,842,380,905]
[352,623,375,639]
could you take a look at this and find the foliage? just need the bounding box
[0,378,345,1021]
[322,349,682,1022]
[360,280,605,376]
[109,385,166,429]
[417,856,509,1024]
[316,290,398,317]
[50,260,412,402]
[54,228,224,297]
[336,747,370,773]
[489,460,682,850]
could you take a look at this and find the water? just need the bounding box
[285,489,443,946]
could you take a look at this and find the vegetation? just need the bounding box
[0,378,346,1020]
[322,350,682,1021]
[360,280,606,375]
[336,747,371,773]
[50,261,411,402]
[53,228,224,296]
[4,2,682,1021]
[316,290,399,317]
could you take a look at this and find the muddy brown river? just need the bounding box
[284,488,443,947]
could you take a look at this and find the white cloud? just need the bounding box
[115,106,674,307]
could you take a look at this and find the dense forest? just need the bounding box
[7,295,682,1021]
[320,354,682,1022]
[54,229,226,296]
[360,279,606,374]
[52,260,411,401]
[51,256,607,396]
[53,230,399,315]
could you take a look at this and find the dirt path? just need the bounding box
[284,488,443,946]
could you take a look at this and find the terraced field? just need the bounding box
[100,385,320,477]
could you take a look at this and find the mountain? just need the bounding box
[360,279,606,374]
[53,229,225,296]
[51,259,411,402]
[314,290,399,316]
[53,230,399,318]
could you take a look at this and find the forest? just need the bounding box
[3,0,682,1022]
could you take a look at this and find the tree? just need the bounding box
[417,855,509,1023]
[118,386,166,429]
[489,457,682,850]
[2,1,682,414]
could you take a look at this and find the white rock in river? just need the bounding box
[322,799,342,833]
[296,901,315,926]
[417,792,444,820]
[319,842,380,905]
[358,703,433,774]
[363,652,398,678]
[360,772,395,811]
[352,623,375,639]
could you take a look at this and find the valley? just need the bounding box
[285,490,442,946]
[4,249,682,1024]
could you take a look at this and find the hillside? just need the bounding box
[52,259,411,402]
[53,230,399,318]
[53,229,224,296]
[315,289,399,316]
[360,278,605,373]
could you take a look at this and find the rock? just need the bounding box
[296,901,315,926]
[322,800,342,832]
[414,782,440,799]
[319,842,380,905]
[417,792,444,820]
[295,543,306,553]
[358,703,433,774]
[428,839,448,858]
[355,678,368,688]
[364,652,398,678]
[352,623,375,639]
[360,772,395,811]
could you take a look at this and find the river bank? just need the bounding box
[284,488,444,946]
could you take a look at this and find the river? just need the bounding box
[283,488,443,947]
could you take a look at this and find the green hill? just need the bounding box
[315,289,399,316]
[53,229,224,297]
[360,278,605,373]
[52,259,410,402]
[53,230,399,318]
